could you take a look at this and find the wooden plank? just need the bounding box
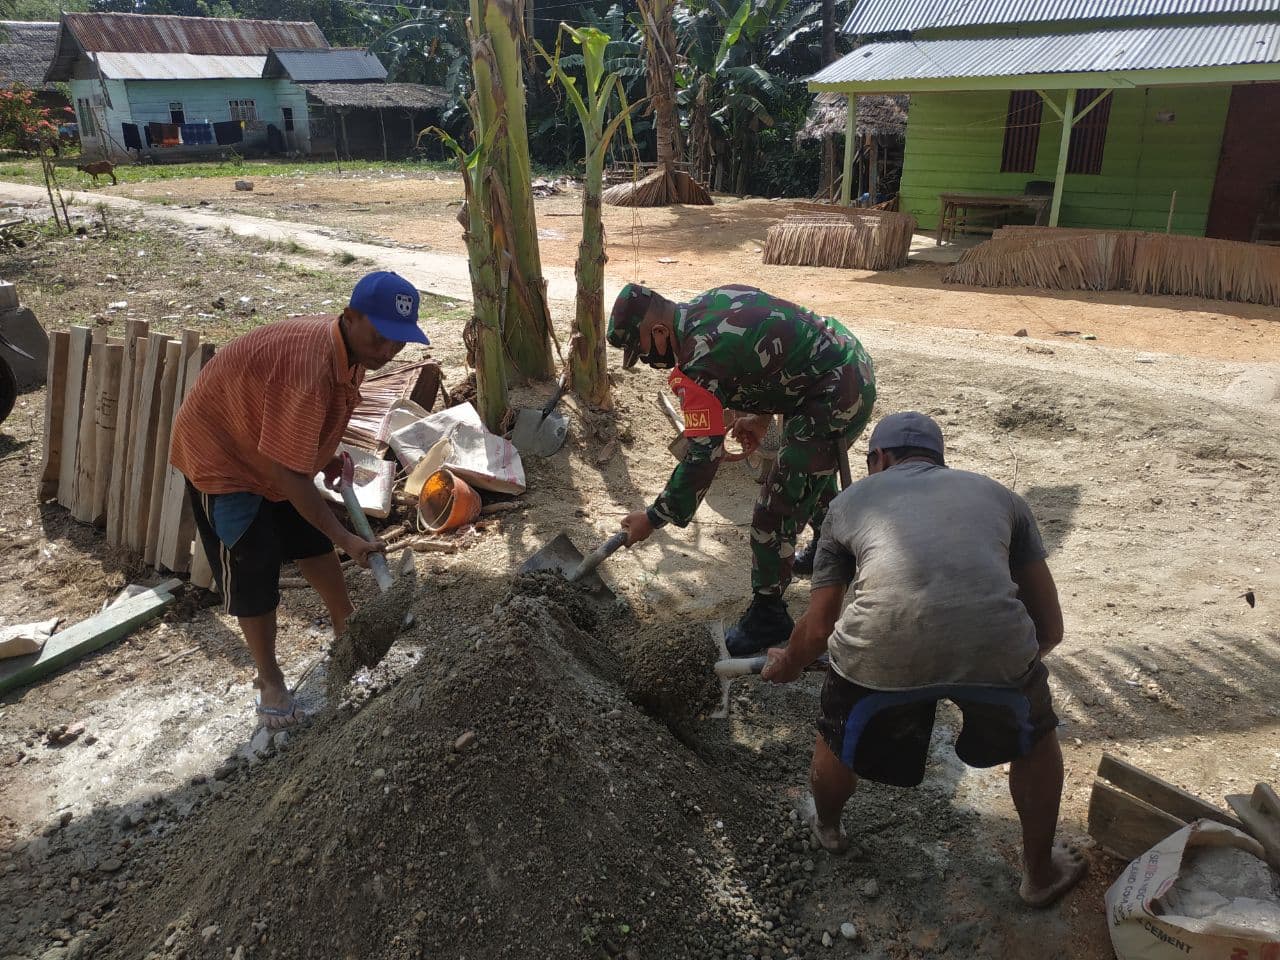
[126,333,169,552]
[71,341,102,522]
[106,322,149,544]
[144,340,181,567]
[1088,779,1186,861]
[37,331,70,502]
[1097,753,1242,829]
[56,326,91,508]
[186,342,218,590]
[0,580,181,696]
[156,330,201,572]
[89,343,124,525]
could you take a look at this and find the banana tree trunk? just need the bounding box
[461,190,509,432]
[572,148,610,406]
[470,0,554,382]
[642,0,681,171]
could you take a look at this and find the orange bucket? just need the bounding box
[418,467,481,533]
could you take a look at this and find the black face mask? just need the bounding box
[640,339,677,369]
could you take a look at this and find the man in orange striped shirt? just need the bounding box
[171,271,429,728]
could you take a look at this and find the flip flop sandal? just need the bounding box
[254,692,304,731]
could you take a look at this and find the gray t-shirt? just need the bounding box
[811,461,1048,691]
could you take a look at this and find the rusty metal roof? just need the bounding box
[62,12,326,55]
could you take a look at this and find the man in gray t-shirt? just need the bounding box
[762,412,1086,910]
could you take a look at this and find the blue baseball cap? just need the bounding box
[349,271,429,345]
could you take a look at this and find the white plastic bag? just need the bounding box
[1106,820,1280,960]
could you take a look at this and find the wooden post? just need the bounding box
[339,110,349,160]
[868,134,879,205]
[57,326,91,508]
[126,333,168,552]
[840,95,856,206]
[157,333,205,572]
[71,343,101,522]
[144,340,181,566]
[89,343,123,525]
[1049,88,1077,228]
[378,107,388,162]
[155,330,199,568]
[187,342,219,591]
[106,320,149,544]
[38,331,70,501]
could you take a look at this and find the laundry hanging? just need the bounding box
[180,122,214,145]
[121,122,141,151]
[213,120,244,145]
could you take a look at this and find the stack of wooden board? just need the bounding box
[36,322,216,589]
[946,226,1280,307]
[1088,753,1245,860]
[762,208,916,271]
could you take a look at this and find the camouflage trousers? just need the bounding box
[751,357,876,598]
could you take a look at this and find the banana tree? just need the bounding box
[468,0,556,381]
[429,127,509,431]
[537,25,643,407]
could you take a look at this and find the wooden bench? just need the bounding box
[937,193,1050,245]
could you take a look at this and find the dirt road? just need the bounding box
[1,179,1278,959]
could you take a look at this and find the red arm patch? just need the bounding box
[668,368,726,438]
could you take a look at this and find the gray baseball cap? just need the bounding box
[867,411,946,464]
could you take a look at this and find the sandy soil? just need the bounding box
[0,184,1278,959]
[107,170,1280,364]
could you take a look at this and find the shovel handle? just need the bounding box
[339,480,394,593]
[714,653,831,679]
[541,372,569,420]
[569,531,629,583]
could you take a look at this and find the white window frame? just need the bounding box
[228,99,258,122]
[76,97,97,139]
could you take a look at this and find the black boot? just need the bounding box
[724,595,794,657]
[792,534,819,578]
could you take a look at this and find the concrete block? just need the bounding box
[0,306,49,389]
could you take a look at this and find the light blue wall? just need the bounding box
[69,78,132,159]
[71,76,311,160]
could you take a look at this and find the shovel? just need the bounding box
[511,372,569,457]
[518,530,628,606]
[708,619,829,718]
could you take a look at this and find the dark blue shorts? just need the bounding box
[816,660,1058,787]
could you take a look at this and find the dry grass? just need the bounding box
[947,226,1280,307]
[761,209,916,271]
[602,167,713,207]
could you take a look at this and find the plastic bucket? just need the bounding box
[418,467,481,533]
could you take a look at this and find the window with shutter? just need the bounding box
[1067,90,1111,176]
[1000,91,1042,174]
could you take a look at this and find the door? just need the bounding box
[1206,83,1280,240]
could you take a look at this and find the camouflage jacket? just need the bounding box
[649,285,871,528]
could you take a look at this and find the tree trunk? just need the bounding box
[819,0,837,197]
[573,147,610,407]
[470,0,555,381]
[640,0,681,171]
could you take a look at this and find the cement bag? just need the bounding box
[1106,820,1280,960]
[388,401,484,472]
[405,423,525,496]
[314,444,397,519]
[0,619,58,660]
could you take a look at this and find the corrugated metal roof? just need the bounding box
[264,48,387,82]
[812,21,1280,84]
[842,0,1280,36]
[63,12,326,55]
[93,52,266,80]
[0,21,60,89]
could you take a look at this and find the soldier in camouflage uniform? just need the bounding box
[607,283,877,655]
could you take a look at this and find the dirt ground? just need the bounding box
[0,180,1278,960]
[106,170,1280,364]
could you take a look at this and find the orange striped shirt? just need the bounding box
[170,316,364,500]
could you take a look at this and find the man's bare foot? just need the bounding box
[800,796,850,854]
[1019,840,1088,908]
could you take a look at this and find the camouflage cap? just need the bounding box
[607,283,654,368]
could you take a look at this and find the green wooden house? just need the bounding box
[808,0,1280,241]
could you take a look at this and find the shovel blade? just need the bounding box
[518,533,616,605]
[512,408,568,457]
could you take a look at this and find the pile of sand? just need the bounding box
[84,575,829,960]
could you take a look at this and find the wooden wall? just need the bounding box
[899,85,1232,236]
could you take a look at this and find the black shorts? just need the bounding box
[816,660,1058,787]
[187,481,334,618]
